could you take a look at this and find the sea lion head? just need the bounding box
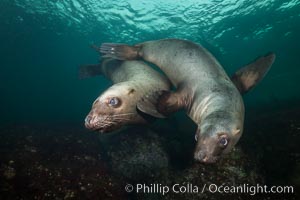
[84,83,140,133]
[194,114,243,164]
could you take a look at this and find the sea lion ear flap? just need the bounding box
[232,128,241,136]
[78,64,102,79]
[127,88,136,95]
[231,53,276,94]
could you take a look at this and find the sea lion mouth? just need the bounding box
[201,156,218,164]
[90,119,120,133]
[85,113,135,133]
[85,115,117,132]
[94,124,119,133]
[194,151,219,164]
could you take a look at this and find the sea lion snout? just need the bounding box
[194,139,219,164]
[84,115,93,129]
[194,126,231,164]
[194,150,219,164]
[194,139,220,164]
[84,112,112,133]
[84,113,104,130]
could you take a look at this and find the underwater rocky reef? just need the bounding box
[0,107,299,199]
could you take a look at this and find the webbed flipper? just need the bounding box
[100,43,141,60]
[137,90,167,118]
[137,90,184,118]
[231,53,276,94]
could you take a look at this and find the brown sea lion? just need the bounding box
[81,58,171,133]
[99,39,275,163]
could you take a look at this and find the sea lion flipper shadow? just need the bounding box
[78,64,102,79]
[231,53,276,94]
[137,90,182,118]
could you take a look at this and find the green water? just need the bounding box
[0,0,299,124]
[1,1,300,199]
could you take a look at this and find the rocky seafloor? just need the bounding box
[0,108,299,200]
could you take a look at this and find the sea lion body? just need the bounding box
[134,39,244,163]
[100,39,275,163]
[139,40,244,122]
[83,59,171,133]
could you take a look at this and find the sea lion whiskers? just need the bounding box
[109,112,136,120]
[96,113,136,129]
[93,115,113,127]
[93,118,120,132]
[110,113,136,123]
[110,112,136,116]
[95,114,135,132]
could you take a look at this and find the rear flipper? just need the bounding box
[137,90,184,118]
[78,64,102,79]
[100,43,141,60]
[231,53,276,94]
[91,44,101,53]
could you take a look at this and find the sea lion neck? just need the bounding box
[187,93,211,124]
[188,91,230,124]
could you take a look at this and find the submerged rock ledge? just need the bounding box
[0,108,299,199]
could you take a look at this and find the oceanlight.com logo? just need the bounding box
[207,184,294,196]
[124,183,294,196]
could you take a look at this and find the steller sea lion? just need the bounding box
[81,58,171,133]
[99,39,275,163]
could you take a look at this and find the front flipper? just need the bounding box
[78,64,102,79]
[137,90,183,118]
[231,53,276,94]
[100,43,141,60]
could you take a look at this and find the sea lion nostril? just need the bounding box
[202,156,209,162]
[85,115,93,125]
[195,134,198,141]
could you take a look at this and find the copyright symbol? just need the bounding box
[125,184,134,193]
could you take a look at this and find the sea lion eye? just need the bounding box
[108,97,120,107]
[219,137,228,147]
